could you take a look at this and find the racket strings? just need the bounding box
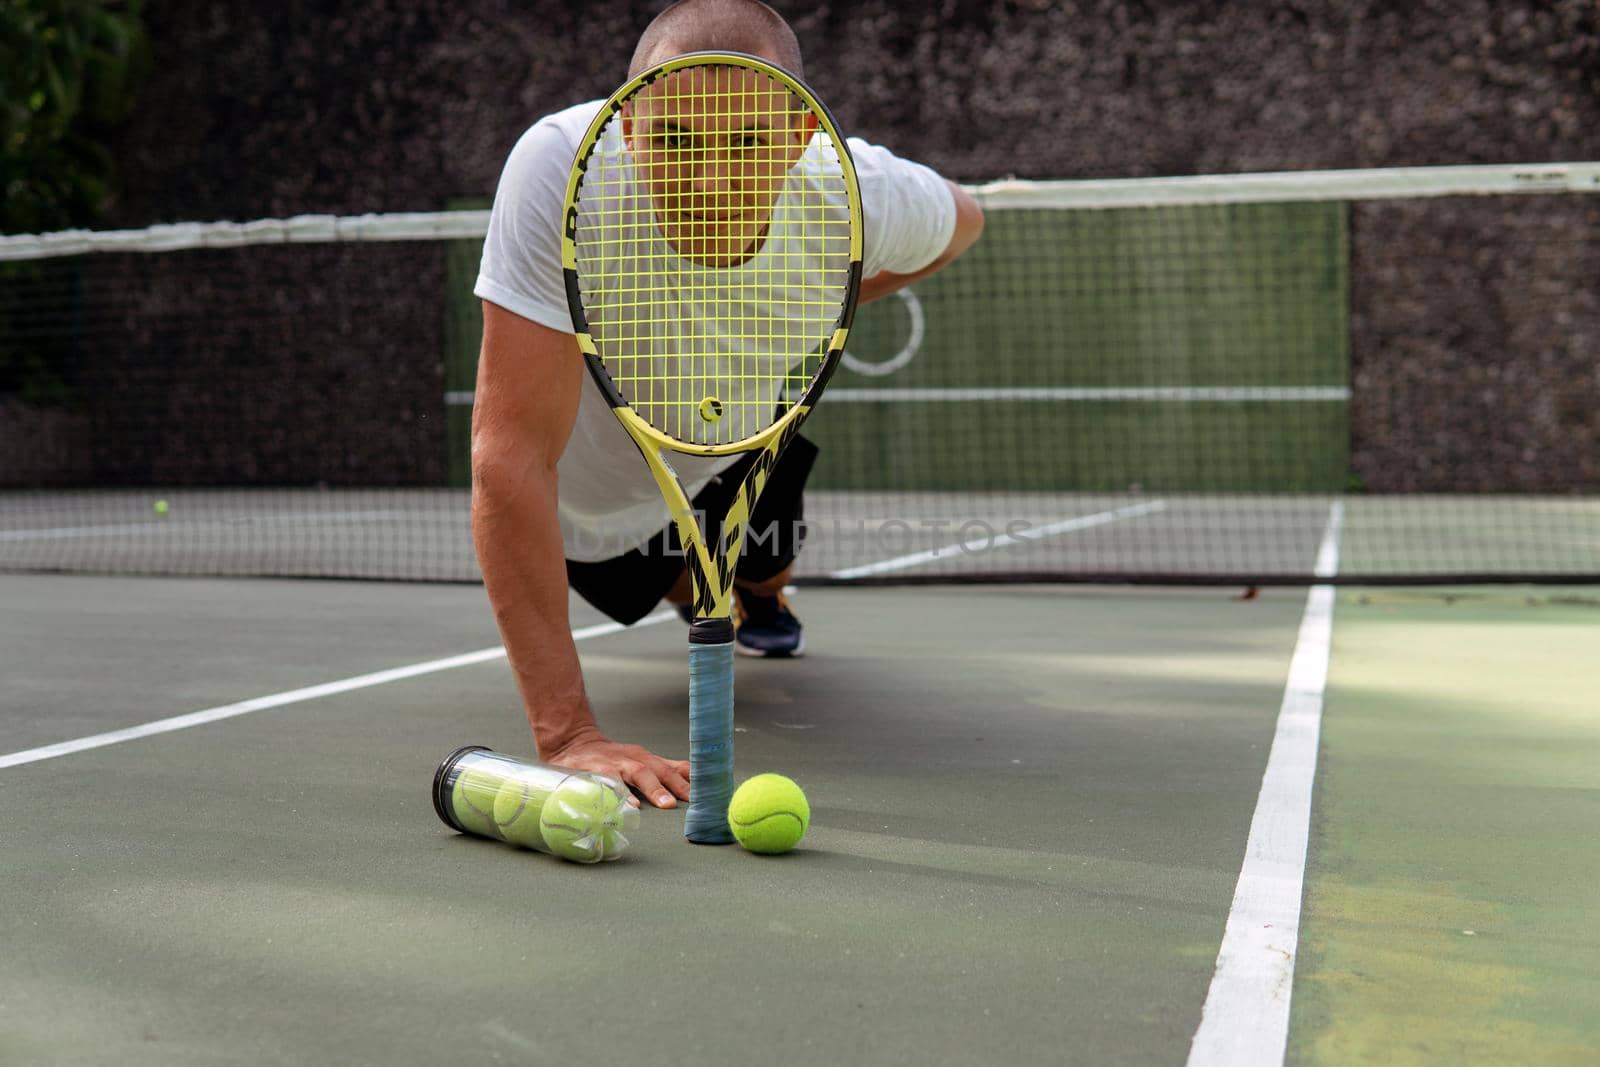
[572,64,852,447]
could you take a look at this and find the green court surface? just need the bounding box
[1291,589,1600,1066]
[3,577,1297,1064]
[809,203,1349,493]
[3,576,1596,1065]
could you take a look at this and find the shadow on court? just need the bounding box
[0,575,1309,1065]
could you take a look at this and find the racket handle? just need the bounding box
[684,619,736,844]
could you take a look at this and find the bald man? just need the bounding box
[471,0,984,808]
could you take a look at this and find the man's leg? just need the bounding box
[664,567,693,613]
[736,565,793,598]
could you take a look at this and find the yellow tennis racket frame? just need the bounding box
[560,52,862,843]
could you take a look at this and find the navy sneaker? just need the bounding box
[733,589,804,658]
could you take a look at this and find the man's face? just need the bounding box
[623,65,817,267]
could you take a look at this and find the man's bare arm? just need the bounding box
[857,180,985,305]
[471,302,689,808]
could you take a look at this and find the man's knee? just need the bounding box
[664,566,692,605]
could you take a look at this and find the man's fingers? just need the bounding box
[549,740,690,810]
[628,765,678,809]
[655,760,690,802]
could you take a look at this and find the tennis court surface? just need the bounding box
[4,163,1598,1064]
[3,576,1597,1064]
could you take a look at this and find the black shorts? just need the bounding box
[566,435,818,625]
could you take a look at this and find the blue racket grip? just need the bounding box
[684,621,735,844]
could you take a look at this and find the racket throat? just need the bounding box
[682,529,747,621]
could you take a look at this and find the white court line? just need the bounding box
[824,387,1351,403]
[1187,501,1344,1067]
[0,611,677,770]
[827,500,1169,580]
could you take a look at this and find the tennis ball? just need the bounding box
[152,499,169,516]
[450,767,503,838]
[539,776,635,863]
[492,777,554,849]
[728,773,809,854]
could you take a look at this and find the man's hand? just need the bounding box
[545,727,691,809]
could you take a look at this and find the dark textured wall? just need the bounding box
[1350,195,1599,493]
[106,0,1600,222]
[40,2,1600,492]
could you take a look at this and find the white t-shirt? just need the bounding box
[475,100,957,561]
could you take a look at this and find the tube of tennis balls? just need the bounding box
[430,746,640,863]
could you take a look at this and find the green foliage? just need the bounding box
[1,2,145,407]
[1,0,149,234]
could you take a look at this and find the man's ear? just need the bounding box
[784,111,820,166]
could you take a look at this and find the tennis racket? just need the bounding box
[561,52,861,843]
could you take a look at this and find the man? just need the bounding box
[472,0,983,808]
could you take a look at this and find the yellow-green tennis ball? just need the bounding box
[492,778,553,849]
[539,777,632,863]
[728,773,809,854]
[450,768,502,838]
[152,499,169,516]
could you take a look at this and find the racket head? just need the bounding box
[561,51,862,456]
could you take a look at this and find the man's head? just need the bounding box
[622,2,815,267]
[630,0,803,79]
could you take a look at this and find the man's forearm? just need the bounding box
[471,464,596,756]
[858,266,933,305]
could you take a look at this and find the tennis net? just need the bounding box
[3,163,1597,585]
